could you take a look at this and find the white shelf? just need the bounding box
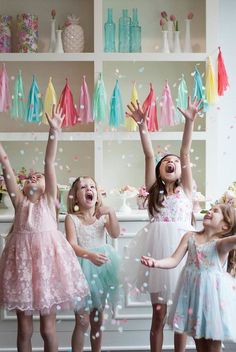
[0,53,95,62]
[0,131,207,142]
[101,53,208,62]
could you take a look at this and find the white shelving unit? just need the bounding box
[0,0,219,350]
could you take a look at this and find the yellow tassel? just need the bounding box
[43,77,57,124]
[206,56,217,104]
[125,82,138,131]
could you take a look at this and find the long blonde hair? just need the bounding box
[212,204,236,277]
[67,176,102,216]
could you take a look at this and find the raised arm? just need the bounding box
[217,235,236,263]
[0,143,23,207]
[65,215,108,266]
[96,205,120,238]
[44,105,65,200]
[178,96,203,199]
[141,232,190,269]
[126,101,155,190]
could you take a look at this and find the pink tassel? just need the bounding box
[142,83,158,132]
[57,78,78,128]
[0,63,11,112]
[77,75,92,123]
[159,80,175,127]
[217,47,229,96]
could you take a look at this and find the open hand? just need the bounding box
[45,104,65,132]
[177,96,203,122]
[126,100,148,126]
[141,255,159,268]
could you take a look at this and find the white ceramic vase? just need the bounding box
[54,29,64,53]
[183,19,192,52]
[48,18,56,52]
[167,21,174,52]
[173,31,181,53]
[161,30,170,53]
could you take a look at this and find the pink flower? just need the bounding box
[170,15,176,22]
[160,18,167,30]
[51,9,56,19]
[187,12,194,20]
[161,11,168,20]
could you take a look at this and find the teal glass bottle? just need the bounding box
[104,8,116,52]
[118,9,131,52]
[130,8,141,52]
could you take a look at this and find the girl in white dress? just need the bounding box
[124,97,202,352]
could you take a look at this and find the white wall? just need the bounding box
[217,0,236,197]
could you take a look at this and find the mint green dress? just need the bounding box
[68,214,120,312]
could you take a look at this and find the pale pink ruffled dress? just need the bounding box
[0,195,89,315]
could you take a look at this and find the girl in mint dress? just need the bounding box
[141,203,236,352]
[65,176,120,352]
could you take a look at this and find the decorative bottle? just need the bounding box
[118,9,131,52]
[48,18,56,52]
[16,13,39,53]
[55,28,64,53]
[0,15,12,53]
[62,14,84,53]
[104,8,116,52]
[183,19,192,52]
[130,8,141,52]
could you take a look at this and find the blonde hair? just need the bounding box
[214,204,236,277]
[67,176,102,216]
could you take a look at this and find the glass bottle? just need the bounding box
[118,9,131,52]
[104,8,116,52]
[130,8,141,52]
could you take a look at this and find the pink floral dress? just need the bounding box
[0,195,89,315]
[123,188,193,304]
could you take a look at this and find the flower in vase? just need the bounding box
[170,15,179,31]
[187,12,194,20]
[160,18,167,31]
[51,9,56,19]
[161,11,168,21]
[218,182,236,208]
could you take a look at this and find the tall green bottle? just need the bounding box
[118,9,131,52]
[104,8,116,52]
[130,8,141,52]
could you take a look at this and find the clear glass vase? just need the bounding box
[119,9,131,52]
[104,8,116,52]
[130,8,141,52]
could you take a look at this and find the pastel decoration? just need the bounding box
[43,77,57,124]
[159,80,176,127]
[206,56,217,104]
[26,75,43,123]
[109,80,124,128]
[217,47,229,96]
[58,78,78,128]
[175,75,188,124]
[77,75,92,124]
[142,83,158,132]
[10,69,26,119]
[0,63,10,112]
[192,66,208,112]
[93,73,107,123]
[16,13,38,53]
[125,81,138,132]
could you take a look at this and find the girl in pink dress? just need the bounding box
[0,106,89,352]
[125,97,202,352]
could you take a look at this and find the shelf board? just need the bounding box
[0,53,95,62]
[0,131,206,141]
[101,52,208,62]
[0,53,208,63]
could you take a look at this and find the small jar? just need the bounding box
[0,15,12,53]
[16,13,39,53]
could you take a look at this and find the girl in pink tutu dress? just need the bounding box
[125,97,203,352]
[0,106,89,352]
